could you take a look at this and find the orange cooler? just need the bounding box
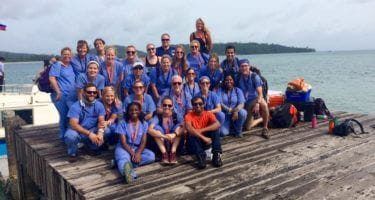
[268,95,285,108]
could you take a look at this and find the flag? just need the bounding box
[0,24,6,31]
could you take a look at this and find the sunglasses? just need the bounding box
[163,104,173,108]
[147,48,155,51]
[86,91,97,95]
[200,81,210,85]
[176,51,184,54]
[187,72,195,75]
[172,82,182,86]
[127,51,135,55]
[133,86,143,89]
[190,46,199,48]
[162,38,170,41]
[193,102,204,107]
[133,67,143,70]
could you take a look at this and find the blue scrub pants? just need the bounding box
[51,93,75,141]
[215,112,225,126]
[220,109,248,136]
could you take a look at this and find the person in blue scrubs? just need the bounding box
[49,47,77,141]
[199,53,223,91]
[183,68,200,97]
[195,76,225,126]
[76,61,105,100]
[71,40,95,76]
[65,83,107,157]
[237,59,270,139]
[122,45,143,79]
[148,96,184,164]
[123,81,155,122]
[114,102,155,183]
[186,40,208,80]
[100,46,124,93]
[220,45,241,78]
[122,62,150,99]
[216,73,247,137]
[149,55,177,103]
[156,33,176,57]
[93,38,106,65]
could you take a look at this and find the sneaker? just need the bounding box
[77,142,84,149]
[169,152,178,164]
[235,133,243,138]
[196,154,207,169]
[212,152,223,167]
[261,128,270,139]
[123,162,133,184]
[161,152,169,164]
[110,159,117,169]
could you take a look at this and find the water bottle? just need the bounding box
[328,119,335,134]
[311,114,317,128]
[317,114,327,120]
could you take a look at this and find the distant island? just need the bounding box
[0,42,315,62]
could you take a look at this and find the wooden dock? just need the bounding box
[9,111,375,199]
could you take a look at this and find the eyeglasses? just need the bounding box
[127,51,135,55]
[190,46,199,48]
[163,104,173,108]
[172,82,182,86]
[193,102,204,107]
[187,72,195,75]
[147,48,155,51]
[133,86,143,90]
[133,67,143,70]
[86,91,97,95]
[162,38,170,41]
[200,81,210,85]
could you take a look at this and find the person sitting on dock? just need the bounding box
[65,83,107,157]
[148,96,184,164]
[185,96,222,169]
[114,102,155,183]
[237,59,270,139]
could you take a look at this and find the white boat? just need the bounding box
[0,84,59,139]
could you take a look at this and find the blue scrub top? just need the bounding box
[150,114,183,133]
[76,73,105,90]
[183,82,200,98]
[122,58,143,78]
[122,74,150,95]
[195,91,221,111]
[115,120,148,146]
[71,54,95,76]
[123,94,156,115]
[216,87,245,108]
[49,62,76,98]
[100,60,124,87]
[156,46,176,57]
[98,99,122,121]
[199,67,223,90]
[67,100,106,130]
[220,57,240,76]
[158,89,192,119]
[237,73,263,103]
[150,68,177,95]
[186,53,208,78]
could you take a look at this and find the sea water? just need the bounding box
[3,50,375,115]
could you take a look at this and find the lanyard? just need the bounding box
[162,116,172,134]
[129,120,139,144]
[106,65,114,84]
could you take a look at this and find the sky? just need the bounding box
[0,0,374,54]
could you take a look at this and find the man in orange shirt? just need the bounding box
[185,96,222,169]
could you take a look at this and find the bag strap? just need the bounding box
[346,119,366,134]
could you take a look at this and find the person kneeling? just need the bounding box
[185,96,223,169]
[148,96,184,164]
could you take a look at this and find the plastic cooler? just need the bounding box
[285,89,311,102]
[268,95,285,108]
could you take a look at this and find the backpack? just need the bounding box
[270,103,298,128]
[250,66,268,101]
[314,98,332,118]
[333,118,366,137]
[36,65,53,93]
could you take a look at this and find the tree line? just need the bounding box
[0,42,315,62]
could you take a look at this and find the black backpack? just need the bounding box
[270,103,298,128]
[36,65,53,93]
[250,66,268,101]
[314,98,332,118]
[333,118,366,137]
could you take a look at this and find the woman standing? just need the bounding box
[171,45,189,79]
[216,74,247,137]
[186,40,208,79]
[189,18,213,57]
[49,47,77,141]
[114,102,155,183]
[76,61,105,100]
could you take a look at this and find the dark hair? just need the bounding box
[94,38,105,46]
[225,45,236,52]
[191,96,205,105]
[84,83,97,91]
[223,73,236,91]
[77,40,89,52]
[161,96,173,105]
[125,102,145,122]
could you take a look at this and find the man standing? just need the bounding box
[65,83,107,157]
[0,57,5,92]
[156,33,175,57]
[220,45,241,77]
[185,96,223,169]
[237,59,270,139]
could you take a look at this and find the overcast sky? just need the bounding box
[1,0,374,54]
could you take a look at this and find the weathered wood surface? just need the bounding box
[12,111,375,200]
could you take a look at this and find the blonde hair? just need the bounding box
[102,86,122,107]
[105,46,117,55]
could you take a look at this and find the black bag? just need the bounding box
[333,118,365,137]
[270,103,298,128]
[250,66,268,101]
[314,98,332,118]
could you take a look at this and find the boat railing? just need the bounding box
[0,84,34,95]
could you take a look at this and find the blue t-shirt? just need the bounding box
[100,60,124,87]
[123,94,156,115]
[195,91,221,111]
[237,73,263,103]
[122,74,150,95]
[67,100,106,130]
[149,68,177,95]
[115,120,148,146]
[216,87,245,108]
[75,73,105,90]
[156,46,176,57]
[49,62,76,98]
[70,54,95,76]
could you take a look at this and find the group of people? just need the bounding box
[48,18,270,183]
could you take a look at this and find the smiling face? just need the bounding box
[171,76,183,93]
[161,34,170,48]
[162,98,173,115]
[60,49,72,65]
[192,97,205,114]
[105,48,116,64]
[84,86,98,103]
[94,40,105,52]
[225,48,235,62]
[175,46,185,59]
[126,46,137,61]
[132,82,145,95]
[146,44,156,56]
[128,104,141,120]
[161,57,171,72]
[196,19,204,31]
[87,63,99,78]
[224,75,234,90]
[103,88,115,105]
[240,63,251,76]
[208,57,218,70]
[77,44,88,57]
[199,78,210,93]
[190,41,200,54]
[186,68,196,82]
